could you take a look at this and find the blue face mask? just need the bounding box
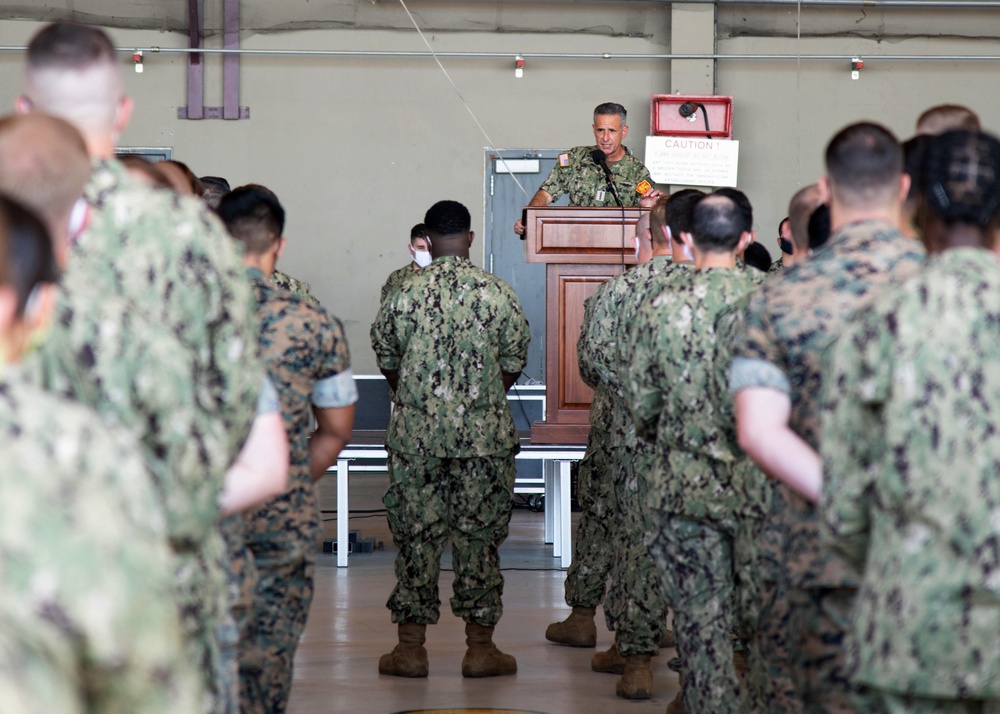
[779,237,794,255]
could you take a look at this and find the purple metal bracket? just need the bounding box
[185,0,204,120]
[181,0,248,120]
[223,0,241,120]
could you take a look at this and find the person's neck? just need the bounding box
[605,147,626,164]
[829,203,899,235]
[432,250,468,260]
[244,254,274,276]
[651,245,671,258]
[85,133,117,160]
[695,250,736,270]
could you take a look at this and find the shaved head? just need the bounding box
[21,23,128,154]
[0,114,91,259]
[787,184,822,250]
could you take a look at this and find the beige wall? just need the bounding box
[1,11,997,371]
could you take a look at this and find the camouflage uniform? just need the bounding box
[584,255,682,653]
[625,267,767,713]
[271,268,318,304]
[539,146,653,207]
[769,259,785,275]
[370,255,529,626]
[561,287,617,612]
[821,248,1000,711]
[244,267,357,714]
[729,220,925,712]
[0,373,203,714]
[71,158,264,714]
[380,262,418,305]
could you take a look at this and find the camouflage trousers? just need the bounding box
[384,450,516,626]
[564,427,616,610]
[649,515,741,714]
[607,443,667,656]
[173,540,238,714]
[217,513,260,714]
[244,555,315,714]
[788,586,857,713]
[858,691,1000,714]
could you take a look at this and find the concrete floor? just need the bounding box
[287,473,680,714]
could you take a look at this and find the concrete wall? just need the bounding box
[1,7,997,371]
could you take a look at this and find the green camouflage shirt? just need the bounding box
[371,256,529,457]
[729,219,925,588]
[0,374,202,714]
[539,146,652,207]
[380,263,418,305]
[821,248,1000,698]
[73,158,263,463]
[245,268,357,562]
[577,282,616,433]
[271,268,318,305]
[627,267,767,521]
[584,256,688,447]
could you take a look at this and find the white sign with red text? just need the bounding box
[644,136,739,187]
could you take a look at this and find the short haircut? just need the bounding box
[216,184,285,255]
[787,184,822,250]
[27,22,117,71]
[916,104,981,136]
[921,129,1000,229]
[713,187,753,231]
[200,176,231,209]
[902,134,931,203]
[808,204,831,251]
[119,155,171,190]
[424,200,470,237]
[691,194,747,253]
[743,242,772,273]
[410,223,428,242]
[825,122,902,206]
[594,102,627,124]
[157,160,204,197]
[0,114,91,232]
[663,188,705,239]
[0,194,59,315]
[778,217,790,235]
[648,196,670,245]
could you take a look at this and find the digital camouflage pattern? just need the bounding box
[769,259,785,275]
[271,269,318,305]
[383,451,517,625]
[730,220,925,711]
[74,158,263,463]
[562,287,618,612]
[624,267,766,708]
[539,146,653,207]
[244,268,355,714]
[380,262,418,305]
[821,248,1000,702]
[648,516,742,714]
[372,255,527,627]
[370,255,530,458]
[0,374,203,714]
[582,258,680,654]
[26,273,236,714]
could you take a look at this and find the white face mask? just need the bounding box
[411,249,432,268]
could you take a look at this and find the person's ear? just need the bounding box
[817,176,832,205]
[736,231,754,255]
[114,97,134,136]
[899,173,912,205]
[468,231,475,247]
[274,236,287,261]
[621,123,629,141]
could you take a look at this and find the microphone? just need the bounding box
[590,149,623,207]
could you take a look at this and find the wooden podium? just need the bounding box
[524,206,644,444]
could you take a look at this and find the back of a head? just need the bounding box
[808,204,832,251]
[24,23,123,135]
[594,102,627,124]
[119,155,171,190]
[157,160,204,197]
[0,195,59,316]
[216,184,285,255]
[787,184,822,250]
[916,104,981,136]
[691,194,746,253]
[410,223,428,242]
[921,129,1000,231]
[713,187,753,230]
[825,122,902,207]
[424,200,470,238]
[0,114,91,235]
[634,212,651,242]
[663,188,706,239]
[200,176,230,209]
[743,241,772,273]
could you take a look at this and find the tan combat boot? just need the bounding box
[615,654,653,700]
[591,634,626,674]
[461,622,517,678]
[378,622,429,678]
[544,606,597,647]
[666,671,687,714]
